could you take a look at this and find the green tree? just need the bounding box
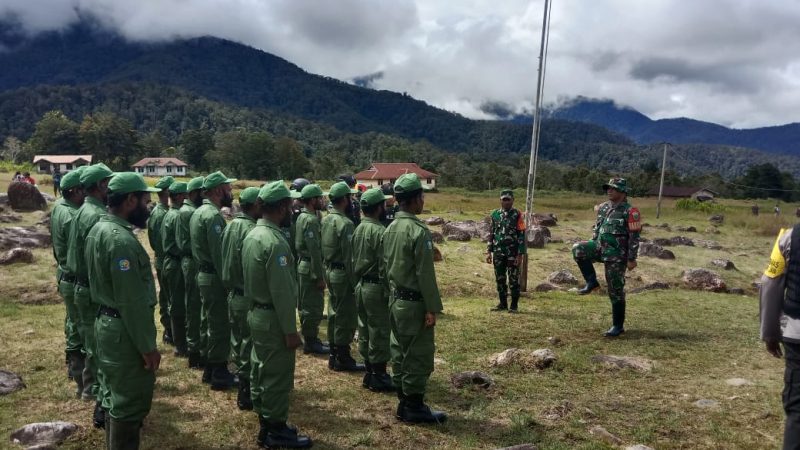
[27,110,80,155]
[274,137,312,179]
[78,112,140,170]
[180,128,215,172]
[1,136,27,163]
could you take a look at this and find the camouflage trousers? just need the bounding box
[493,254,520,305]
[572,240,627,305]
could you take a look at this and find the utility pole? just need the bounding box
[656,142,669,219]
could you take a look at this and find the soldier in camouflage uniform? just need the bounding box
[572,178,641,337]
[486,190,527,313]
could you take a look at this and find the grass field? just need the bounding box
[0,171,795,449]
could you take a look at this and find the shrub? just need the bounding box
[675,198,727,213]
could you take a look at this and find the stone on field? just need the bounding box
[446,230,471,242]
[526,226,550,249]
[675,226,697,232]
[10,421,78,449]
[682,268,727,292]
[695,239,723,250]
[669,236,694,246]
[541,400,573,421]
[7,182,47,212]
[450,371,494,389]
[705,226,720,234]
[0,248,34,265]
[547,270,579,285]
[725,378,753,387]
[591,355,654,372]
[629,282,670,294]
[489,348,556,370]
[708,214,724,225]
[626,446,655,450]
[588,425,623,445]
[425,216,445,226]
[710,259,736,270]
[534,282,560,292]
[0,369,25,395]
[0,213,22,223]
[638,242,675,259]
[531,213,557,227]
[432,246,443,262]
[430,231,444,244]
[693,399,719,408]
[728,287,746,295]
[442,220,491,242]
[0,227,51,251]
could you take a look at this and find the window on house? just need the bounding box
[66,164,73,170]
[426,178,432,184]
[39,163,48,172]
[166,165,173,173]
[178,167,185,173]
[390,178,395,184]
[378,179,383,185]
[147,165,155,173]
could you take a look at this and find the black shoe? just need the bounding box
[162,331,174,345]
[261,422,312,449]
[490,303,508,312]
[397,395,447,424]
[92,401,106,429]
[237,379,253,411]
[366,363,395,393]
[333,346,366,372]
[188,353,203,370]
[210,364,237,391]
[604,326,625,337]
[362,362,373,388]
[328,345,336,370]
[577,280,600,295]
[202,365,212,384]
[303,337,330,355]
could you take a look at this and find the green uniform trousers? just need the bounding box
[197,271,231,364]
[155,257,172,337]
[326,268,357,346]
[57,269,82,354]
[572,240,627,305]
[164,257,186,348]
[95,315,155,422]
[249,308,295,422]
[298,271,324,339]
[356,281,391,364]
[229,292,252,380]
[182,257,203,356]
[74,284,101,400]
[389,296,435,396]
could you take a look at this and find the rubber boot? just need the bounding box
[171,316,188,358]
[93,401,106,429]
[261,421,312,449]
[333,345,366,372]
[362,362,373,388]
[202,365,212,384]
[257,416,269,447]
[210,363,237,391]
[303,336,329,355]
[576,260,600,295]
[395,389,406,419]
[490,293,508,311]
[509,295,520,313]
[397,394,447,424]
[188,352,203,370]
[108,418,142,450]
[366,362,395,393]
[237,378,253,411]
[604,302,626,337]
[67,350,85,399]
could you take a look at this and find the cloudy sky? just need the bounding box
[3,0,800,128]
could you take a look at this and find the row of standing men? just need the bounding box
[51,165,446,450]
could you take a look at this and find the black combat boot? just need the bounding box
[328,345,337,370]
[362,362,373,388]
[162,330,174,346]
[397,394,448,424]
[188,352,203,370]
[237,378,253,411]
[210,363,237,391]
[171,316,188,357]
[333,345,366,372]
[366,362,395,393]
[202,365,213,384]
[66,350,85,398]
[509,294,520,313]
[491,293,508,311]
[261,421,312,449]
[604,302,626,337]
[257,416,269,447]
[576,260,600,295]
[303,336,329,355]
[92,401,106,429]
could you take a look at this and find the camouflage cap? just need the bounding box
[328,181,358,199]
[108,172,160,195]
[602,177,628,194]
[238,186,260,205]
[168,181,188,194]
[500,189,514,200]
[59,169,83,191]
[360,187,392,207]
[155,176,175,190]
[187,176,205,192]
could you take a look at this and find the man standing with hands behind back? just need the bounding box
[486,189,526,313]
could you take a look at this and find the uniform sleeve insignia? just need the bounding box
[306,231,314,239]
[117,258,131,272]
[627,208,642,232]
[214,224,223,234]
[516,214,526,231]
[765,229,787,278]
[278,255,289,267]
[426,240,433,250]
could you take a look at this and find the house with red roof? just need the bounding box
[33,155,93,174]
[132,157,189,177]
[354,163,439,190]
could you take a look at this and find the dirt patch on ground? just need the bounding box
[4,282,62,305]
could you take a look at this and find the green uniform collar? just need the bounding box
[257,218,284,233]
[61,198,79,209]
[85,195,106,209]
[171,204,182,210]
[329,209,347,218]
[182,199,195,208]
[361,216,383,226]
[235,212,257,223]
[103,213,134,231]
[394,211,419,222]
[202,199,220,211]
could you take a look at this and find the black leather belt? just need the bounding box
[98,305,121,318]
[252,303,275,310]
[60,272,77,284]
[233,288,245,296]
[198,264,216,274]
[394,288,422,302]
[76,277,90,288]
[362,275,382,284]
[328,262,345,270]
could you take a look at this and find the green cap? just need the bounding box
[602,177,628,194]
[239,187,260,205]
[80,163,114,187]
[360,187,392,207]
[203,171,237,190]
[328,181,358,199]
[168,181,188,194]
[300,184,325,199]
[393,173,422,194]
[59,169,83,191]
[108,172,160,195]
[258,180,298,204]
[500,189,514,200]
[187,176,204,192]
[155,176,175,190]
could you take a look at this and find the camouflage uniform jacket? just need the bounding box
[487,208,526,257]
[592,200,641,262]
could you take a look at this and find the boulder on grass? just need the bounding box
[446,230,471,242]
[489,348,557,370]
[709,214,724,225]
[638,242,675,259]
[10,422,78,449]
[425,216,445,226]
[0,369,25,395]
[450,371,494,389]
[682,268,726,292]
[7,182,47,212]
[432,246,443,262]
[710,259,737,270]
[527,226,550,249]
[0,248,34,265]
[591,355,654,372]
[531,213,557,227]
[547,270,579,285]
[0,227,51,251]
[430,231,444,244]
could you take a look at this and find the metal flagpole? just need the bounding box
[656,142,669,219]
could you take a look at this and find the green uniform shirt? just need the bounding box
[352,217,386,281]
[221,213,257,290]
[242,219,298,335]
[51,198,79,270]
[487,207,527,256]
[85,214,157,354]
[176,200,197,257]
[321,210,355,278]
[66,195,107,280]
[189,199,226,271]
[294,209,325,281]
[592,200,642,262]
[161,205,183,258]
[147,202,169,258]
[383,211,443,313]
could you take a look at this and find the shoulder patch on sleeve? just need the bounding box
[116,257,131,272]
[277,255,289,267]
[627,207,642,232]
[213,223,223,234]
[516,212,526,231]
[765,229,787,278]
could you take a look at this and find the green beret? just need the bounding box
[108,172,160,195]
[393,173,422,194]
[155,176,175,190]
[203,171,237,190]
[80,163,114,187]
[500,189,514,199]
[187,176,204,192]
[258,180,299,204]
[360,187,392,207]
[59,170,83,191]
[239,187,260,205]
[168,181,188,194]
[602,177,628,194]
[328,181,358,199]
[300,184,325,199]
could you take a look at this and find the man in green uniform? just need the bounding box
[353,188,395,392]
[221,186,261,411]
[383,173,446,424]
[486,189,527,313]
[85,172,161,450]
[294,184,329,355]
[321,181,364,372]
[161,182,189,356]
[147,176,174,345]
[572,178,641,337]
[243,181,311,449]
[178,176,205,369]
[190,171,237,389]
[51,168,86,397]
[65,162,114,428]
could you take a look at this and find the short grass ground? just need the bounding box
[0,171,794,449]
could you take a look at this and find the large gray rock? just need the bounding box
[588,425,623,445]
[0,248,34,265]
[0,227,51,251]
[10,422,78,449]
[425,216,445,226]
[669,236,695,246]
[432,246,443,262]
[526,226,550,249]
[0,193,8,205]
[450,371,494,389]
[7,182,47,212]
[710,259,737,270]
[534,282,561,292]
[591,355,654,372]
[446,230,471,242]
[531,213,557,227]
[0,369,25,395]
[696,239,723,250]
[683,268,727,292]
[547,270,579,285]
[40,192,56,203]
[442,220,482,241]
[430,231,444,244]
[638,242,675,259]
[675,226,697,232]
[489,348,556,370]
[0,212,22,223]
[709,214,724,225]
